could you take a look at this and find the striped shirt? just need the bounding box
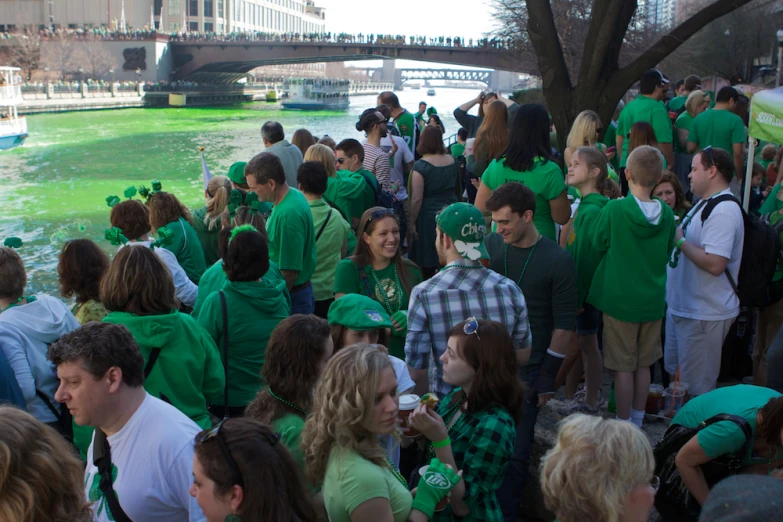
[362,143,392,192]
[404,263,532,396]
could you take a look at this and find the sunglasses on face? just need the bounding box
[463,317,481,340]
[336,158,345,164]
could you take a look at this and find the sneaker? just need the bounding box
[557,399,601,417]
[571,387,605,407]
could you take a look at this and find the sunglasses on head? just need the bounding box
[368,208,396,221]
[701,146,715,167]
[197,420,245,487]
[463,317,481,340]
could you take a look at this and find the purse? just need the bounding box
[653,413,752,522]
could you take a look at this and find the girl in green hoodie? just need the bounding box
[196,226,291,418]
[147,191,207,285]
[559,147,618,415]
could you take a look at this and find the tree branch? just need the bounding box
[612,0,756,89]
[578,0,628,88]
[526,0,572,92]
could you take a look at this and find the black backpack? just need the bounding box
[701,194,783,308]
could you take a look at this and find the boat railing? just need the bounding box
[0,84,22,102]
[0,117,27,135]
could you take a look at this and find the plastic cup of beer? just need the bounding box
[398,394,420,437]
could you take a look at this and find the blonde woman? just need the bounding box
[541,415,657,522]
[304,143,337,178]
[193,175,233,266]
[302,344,461,522]
[0,406,93,522]
[674,90,710,193]
[564,110,613,167]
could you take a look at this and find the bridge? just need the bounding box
[170,41,517,86]
[397,68,492,86]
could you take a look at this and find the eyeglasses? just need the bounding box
[336,158,345,164]
[368,208,396,221]
[196,420,244,487]
[463,317,481,340]
[650,475,660,492]
[701,146,715,168]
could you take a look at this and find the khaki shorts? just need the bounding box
[603,314,663,372]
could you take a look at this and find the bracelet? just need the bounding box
[676,237,687,250]
[432,437,451,448]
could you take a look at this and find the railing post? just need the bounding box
[46,82,54,99]
[80,82,87,98]
[111,82,118,97]
[137,82,144,96]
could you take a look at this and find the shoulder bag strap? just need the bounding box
[143,348,162,379]
[352,260,375,298]
[93,429,134,522]
[219,290,229,419]
[315,209,333,242]
[699,195,743,296]
[35,389,62,422]
[699,413,754,461]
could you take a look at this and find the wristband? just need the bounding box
[432,437,451,448]
[534,351,565,397]
[676,237,686,250]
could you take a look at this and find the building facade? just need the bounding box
[0,0,326,34]
[642,0,677,31]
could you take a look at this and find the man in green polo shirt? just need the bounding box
[245,152,317,315]
[616,69,674,195]
[688,85,746,182]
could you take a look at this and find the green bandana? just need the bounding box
[327,294,393,330]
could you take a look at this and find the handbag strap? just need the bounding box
[699,413,754,463]
[144,348,161,379]
[93,429,134,522]
[219,290,229,418]
[353,260,375,298]
[315,208,333,242]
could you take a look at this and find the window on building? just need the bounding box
[190,21,199,30]
[205,22,214,31]
[218,0,223,17]
[189,0,198,16]
[205,0,214,17]
[218,22,223,32]
[154,0,163,17]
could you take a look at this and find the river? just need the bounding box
[0,87,479,296]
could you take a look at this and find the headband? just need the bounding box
[229,224,258,243]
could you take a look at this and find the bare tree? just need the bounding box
[71,41,119,80]
[40,35,78,79]
[491,0,758,148]
[7,33,40,81]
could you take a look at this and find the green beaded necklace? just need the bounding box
[0,297,25,314]
[504,235,541,287]
[369,264,403,315]
[268,388,307,417]
[385,456,409,488]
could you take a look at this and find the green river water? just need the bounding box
[0,87,471,296]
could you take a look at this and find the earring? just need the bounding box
[224,515,242,522]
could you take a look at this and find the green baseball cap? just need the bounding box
[327,294,393,330]
[436,202,489,261]
[227,162,248,185]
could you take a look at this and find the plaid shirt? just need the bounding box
[404,264,532,396]
[432,389,516,522]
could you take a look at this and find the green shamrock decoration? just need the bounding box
[149,227,174,250]
[228,189,244,218]
[123,186,137,200]
[151,180,162,192]
[106,195,121,208]
[87,464,119,521]
[104,227,128,246]
[3,237,22,248]
[137,185,151,200]
[245,191,261,214]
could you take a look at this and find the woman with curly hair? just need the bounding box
[193,175,233,266]
[57,239,110,324]
[302,344,461,522]
[0,406,93,522]
[245,314,333,472]
[147,191,207,284]
[195,226,290,419]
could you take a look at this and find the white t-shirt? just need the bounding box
[84,394,205,522]
[379,135,414,200]
[666,189,744,321]
[633,196,663,224]
[379,355,415,467]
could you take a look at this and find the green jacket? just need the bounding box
[324,171,367,222]
[587,196,675,322]
[103,310,224,428]
[192,259,286,317]
[195,279,291,407]
[192,206,221,267]
[566,193,609,307]
[161,217,208,284]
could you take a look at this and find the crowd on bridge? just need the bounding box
[5,68,783,522]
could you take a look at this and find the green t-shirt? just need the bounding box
[192,259,284,318]
[484,234,577,369]
[667,95,687,113]
[674,112,694,155]
[451,143,465,158]
[333,258,422,359]
[672,385,781,465]
[481,158,567,241]
[196,279,291,407]
[617,95,673,167]
[688,109,746,165]
[309,199,351,302]
[273,412,306,473]
[266,188,317,286]
[323,447,413,522]
[395,110,417,155]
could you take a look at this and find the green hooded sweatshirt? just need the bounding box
[566,193,610,307]
[192,259,286,318]
[196,279,291,407]
[324,171,367,222]
[587,196,676,322]
[161,217,208,284]
[192,207,221,267]
[103,310,224,428]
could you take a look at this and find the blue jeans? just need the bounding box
[290,283,315,315]
[498,367,540,522]
[767,323,783,393]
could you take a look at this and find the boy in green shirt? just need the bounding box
[588,145,675,427]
